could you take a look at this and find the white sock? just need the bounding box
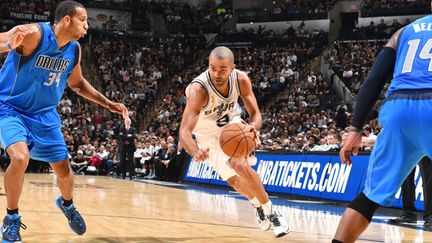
[249,197,261,208]
[262,200,272,216]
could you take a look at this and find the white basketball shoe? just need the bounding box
[255,206,271,231]
[269,211,289,238]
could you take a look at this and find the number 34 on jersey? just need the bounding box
[43,72,62,87]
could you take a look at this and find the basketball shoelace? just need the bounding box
[64,206,83,227]
[269,214,281,227]
[256,207,266,221]
[7,219,26,238]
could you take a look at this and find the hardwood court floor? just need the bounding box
[0,174,430,243]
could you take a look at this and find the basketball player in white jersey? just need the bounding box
[179,46,289,238]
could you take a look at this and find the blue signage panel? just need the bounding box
[183,153,425,211]
[255,154,369,202]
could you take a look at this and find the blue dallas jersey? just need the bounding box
[388,15,432,95]
[0,22,79,113]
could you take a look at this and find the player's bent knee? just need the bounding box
[226,175,239,187]
[9,152,30,165]
[229,159,249,174]
[7,143,30,165]
[348,192,379,222]
[52,160,72,178]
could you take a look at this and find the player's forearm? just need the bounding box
[72,78,113,109]
[350,47,395,129]
[249,113,262,130]
[179,130,199,157]
[0,29,12,53]
[0,30,12,43]
[0,42,10,54]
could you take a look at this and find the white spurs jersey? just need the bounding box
[187,69,243,136]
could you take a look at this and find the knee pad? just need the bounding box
[348,192,379,222]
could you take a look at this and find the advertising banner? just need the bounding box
[9,11,49,21]
[183,152,426,210]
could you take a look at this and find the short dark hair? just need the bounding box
[55,0,85,22]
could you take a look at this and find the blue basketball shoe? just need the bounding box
[55,196,86,235]
[1,214,26,243]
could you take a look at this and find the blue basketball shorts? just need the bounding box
[363,90,432,206]
[0,102,68,163]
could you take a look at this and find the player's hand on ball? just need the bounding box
[193,148,209,162]
[340,127,362,165]
[242,121,259,148]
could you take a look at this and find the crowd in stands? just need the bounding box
[91,32,204,119]
[268,0,337,20]
[0,0,231,33]
[219,21,328,53]
[341,18,411,40]
[361,0,429,17]
[271,0,336,15]
[147,0,232,34]
[56,85,185,181]
[321,40,388,152]
[0,0,55,31]
[0,0,55,15]
[328,40,386,94]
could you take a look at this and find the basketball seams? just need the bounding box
[243,134,248,157]
[220,123,255,158]
[245,136,255,154]
[220,132,245,148]
[235,123,248,157]
[230,136,243,157]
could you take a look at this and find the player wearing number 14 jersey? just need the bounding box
[334,7,432,243]
[0,1,129,242]
[179,46,289,238]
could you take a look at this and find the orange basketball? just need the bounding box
[219,123,256,158]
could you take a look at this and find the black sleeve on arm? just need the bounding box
[350,47,396,130]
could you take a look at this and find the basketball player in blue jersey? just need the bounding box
[333,4,432,243]
[0,1,129,242]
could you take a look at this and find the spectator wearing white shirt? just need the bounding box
[134,143,145,170]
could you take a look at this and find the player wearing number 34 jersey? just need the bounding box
[179,46,289,238]
[0,1,129,242]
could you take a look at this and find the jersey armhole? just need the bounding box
[235,70,241,95]
[189,80,209,109]
[73,42,80,67]
[395,26,407,56]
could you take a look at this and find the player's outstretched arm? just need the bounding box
[179,83,209,162]
[68,44,129,121]
[238,71,262,131]
[340,28,403,165]
[0,24,40,54]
